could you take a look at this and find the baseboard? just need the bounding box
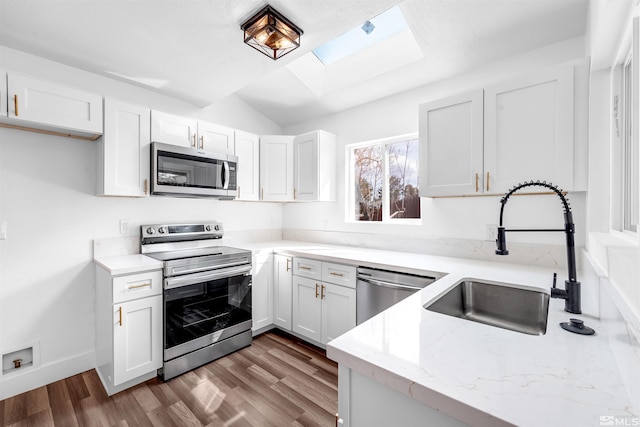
[0,350,95,400]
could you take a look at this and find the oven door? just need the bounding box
[151,142,237,198]
[163,265,251,362]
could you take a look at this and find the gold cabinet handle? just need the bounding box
[475,173,479,192]
[192,133,196,148]
[486,171,491,192]
[118,307,123,326]
[237,186,240,199]
[299,265,311,271]
[143,179,148,195]
[286,258,291,272]
[200,135,204,149]
[321,284,326,299]
[330,271,344,277]
[315,283,319,298]
[14,95,18,116]
[294,188,297,200]
[128,282,151,290]
[261,188,264,200]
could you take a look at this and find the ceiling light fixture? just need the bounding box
[241,5,303,60]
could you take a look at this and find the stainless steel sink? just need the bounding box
[424,279,549,335]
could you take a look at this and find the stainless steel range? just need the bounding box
[141,222,252,381]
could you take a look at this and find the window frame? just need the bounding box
[345,133,421,225]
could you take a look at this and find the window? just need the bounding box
[620,46,639,233]
[348,134,420,223]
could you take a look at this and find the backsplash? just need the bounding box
[283,228,571,270]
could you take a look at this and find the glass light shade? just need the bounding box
[241,5,303,60]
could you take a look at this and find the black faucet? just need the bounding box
[495,180,581,314]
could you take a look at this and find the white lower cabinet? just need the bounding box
[292,258,356,346]
[95,266,162,395]
[252,253,273,332]
[273,254,293,330]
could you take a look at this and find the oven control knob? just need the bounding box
[214,224,221,231]
[158,227,166,234]
[205,225,212,231]
[146,227,155,235]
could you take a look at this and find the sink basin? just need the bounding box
[424,279,549,335]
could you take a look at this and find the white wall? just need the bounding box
[281,37,588,252]
[0,47,283,398]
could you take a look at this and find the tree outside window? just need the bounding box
[350,135,420,223]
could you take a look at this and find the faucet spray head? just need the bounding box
[495,226,509,255]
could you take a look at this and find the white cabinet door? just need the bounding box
[0,68,7,117]
[113,295,162,386]
[260,135,294,201]
[321,283,356,344]
[292,275,322,343]
[151,110,197,147]
[198,121,235,154]
[484,63,574,193]
[273,254,292,330]
[294,130,336,201]
[419,90,484,197]
[252,253,273,332]
[7,72,103,136]
[235,130,260,201]
[99,99,151,197]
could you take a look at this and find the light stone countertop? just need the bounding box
[94,254,163,275]
[94,240,637,426]
[240,241,636,427]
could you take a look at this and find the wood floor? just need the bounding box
[0,331,338,427]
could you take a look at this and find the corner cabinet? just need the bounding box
[419,62,577,196]
[235,130,261,201]
[0,71,103,140]
[294,130,337,201]
[260,135,295,201]
[98,98,151,197]
[95,265,163,396]
[292,257,356,346]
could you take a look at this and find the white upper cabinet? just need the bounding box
[260,135,294,201]
[419,90,484,197]
[98,98,151,197]
[0,69,7,117]
[419,62,577,197]
[198,121,235,154]
[484,63,575,194]
[235,130,260,200]
[4,72,103,139]
[294,130,337,201]
[151,110,235,154]
[151,110,197,147]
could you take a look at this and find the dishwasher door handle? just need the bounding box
[357,277,424,291]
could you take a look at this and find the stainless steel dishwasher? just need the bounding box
[356,267,439,324]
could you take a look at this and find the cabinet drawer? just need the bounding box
[113,270,162,303]
[293,257,322,280]
[322,263,356,288]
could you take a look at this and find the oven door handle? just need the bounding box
[164,264,251,290]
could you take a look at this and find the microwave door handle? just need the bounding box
[222,161,230,190]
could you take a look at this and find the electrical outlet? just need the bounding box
[119,219,131,235]
[485,224,498,241]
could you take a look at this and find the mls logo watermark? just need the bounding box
[600,415,640,426]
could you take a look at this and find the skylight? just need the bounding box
[312,6,409,65]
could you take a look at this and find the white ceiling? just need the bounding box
[0,0,589,128]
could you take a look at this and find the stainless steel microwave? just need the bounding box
[151,142,237,199]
